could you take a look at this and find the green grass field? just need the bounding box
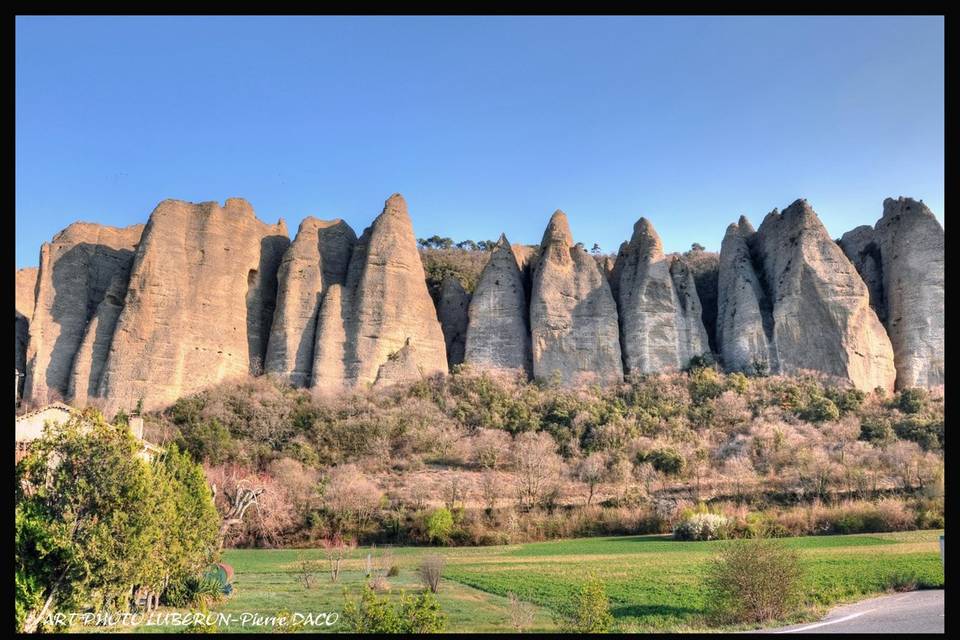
[96,530,943,633]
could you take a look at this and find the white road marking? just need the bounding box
[772,609,875,633]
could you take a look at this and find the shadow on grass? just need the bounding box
[610,602,702,620]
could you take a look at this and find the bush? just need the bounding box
[799,396,840,423]
[387,564,400,577]
[419,554,445,593]
[426,507,454,544]
[896,388,927,414]
[342,584,446,633]
[559,574,613,633]
[886,571,919,593]
[673,513,730,541]
[636,448,685,476]
[705,539,805,624]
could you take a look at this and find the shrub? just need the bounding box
[419,554,445,593]
[859,417,894,446]
[673,513,731,541]
[509,592,536,632]
[636,448,685,476]
[799,395,840,423]
[342,584,446,633]
[387,564,400,577]
[886,571,919,593]
[559,574,613,633]
[426,507,455,544]
[705,539,805,624]
[896,388,927,414]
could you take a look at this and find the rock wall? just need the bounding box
[752,200,896,391]
[97,199,289,414]
[437,276,470,369]
[873,197,944,388]
[529,211,623,386]
[265,217,356,386]
[23,223,144,405]
[16,267,38,397]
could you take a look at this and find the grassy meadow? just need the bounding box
[96,529,943,633]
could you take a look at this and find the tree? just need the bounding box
[323,464,383,535]
[425,508,454,544]
[576,452,607,506]
[559,574,613,633]
[511,432,562,510]
[16,410,216,632]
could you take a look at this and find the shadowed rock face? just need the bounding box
[616,218,709,374]
[717,217,776,374]
[23,223,144,405]
[97,199,289,414]
[464,234,532,376]
[437,276,470,368]
[683,247,720,352]
[839,225,885,323]
[311,194,447,392]
[265,217,356,387]
[529,211,622,386]
[16,267,38,397]
[752,199,896,392]
[874,197,944,388]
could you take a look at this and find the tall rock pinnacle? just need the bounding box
[464,233,532,376]
[529,210,623,386]
[310,193,447,392]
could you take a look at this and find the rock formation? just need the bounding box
[15,193,942,414]
[97,199,289,413]
[529,211,622,385]
[436,276,470,368]
[16,267,38,397]
[265,217,356,386]
[464,234,532,376]
[717,216,776,373]
[615,218,709,374]
[752,199,896,391]
[873,197,944,388]
[682,246,720,352]
[311,194,447,392]
[23,222,144,405]
[838,225,885,322]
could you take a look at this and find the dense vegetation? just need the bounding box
[15,410,220,633]
[143,357,944,549]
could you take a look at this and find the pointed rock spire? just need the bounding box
[615,216,709,374]
[464,233,532,376]
[530,211,622,386]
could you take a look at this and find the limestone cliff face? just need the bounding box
[682,247,720,352]
[752,200,896,392]
[265,217,356,386]
[464,234,532,376]
[873,197,944,388]
[717,217,775,374]
[529,211,622,386]
[97,199,289,413]
[615,218,709,374]
[311,194,447,392]
[16,267,38,397]
[437,276,470,368]
[23,223,144,405]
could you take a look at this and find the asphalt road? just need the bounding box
[763,590,944,634]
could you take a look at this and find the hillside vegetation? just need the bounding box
[142,362,944,549]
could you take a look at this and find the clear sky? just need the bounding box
[16,15,944,268]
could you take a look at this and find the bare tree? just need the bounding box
[320,534,356,583]
[419,554,445,593]
[511,432,562,510]
[576,452,607,506]
[324,463,383,535]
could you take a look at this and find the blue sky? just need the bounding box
[16,16,944,268]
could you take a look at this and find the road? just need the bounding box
[763,590,944,633]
